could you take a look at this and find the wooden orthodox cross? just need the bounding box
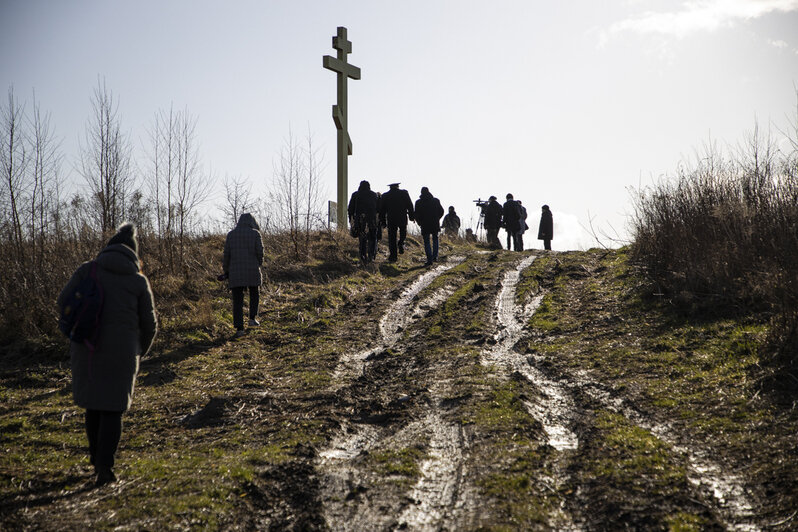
[323,26,361,230]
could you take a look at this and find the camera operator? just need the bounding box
[481,196,503,249]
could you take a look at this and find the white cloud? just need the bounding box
[768,38,789,48]
[603,0,798,41]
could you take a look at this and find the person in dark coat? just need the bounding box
[378,182,414,262]
[57,223,158,486]
[223,212,264,337]
[517,200,529,251]
[481,196,503,249]
[503,193,523,251]
[538,204,553,250]
[414,187,444,266]
[348,180,379,264]
[442,206,461,238]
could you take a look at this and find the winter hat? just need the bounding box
[421,186,430,195]
[107,222,138,254]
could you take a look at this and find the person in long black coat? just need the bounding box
[538,204,553,250]
[348,180,379,263]
[503,193,523,251]
[378,182,415,262]
[481,196,503,249]
[414,187,444,266]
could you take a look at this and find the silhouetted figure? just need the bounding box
[58,223,157,487]
[442,206,461,238]
[224,213,264,337]
[503,193,523,251]
[538,204,553,250]
[517,200,528,251]
[348,180,379,264]
[482,195,503,249]
[465,228,477,242]
[378,182,414,262]
[414,187,444,266]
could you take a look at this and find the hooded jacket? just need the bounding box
[224,213,264,288]
[58,243,157,412]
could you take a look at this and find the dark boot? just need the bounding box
[95,467,117,487]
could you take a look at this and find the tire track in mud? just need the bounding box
[328,258,464,391]
[480,254,581,530]
[513,268,761,529]
[395,383,480,531]
[542,362,763,531]
[318,257,474,531]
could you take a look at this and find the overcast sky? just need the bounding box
[2,0,797,250]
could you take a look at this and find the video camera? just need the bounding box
[473,198,487,208]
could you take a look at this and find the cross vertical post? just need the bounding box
[323,26,361,231]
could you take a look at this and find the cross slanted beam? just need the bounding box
[323,26,360,231]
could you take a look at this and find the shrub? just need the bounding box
[630,123,798,370]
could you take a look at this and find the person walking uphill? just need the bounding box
[378,182,414,262]
[223,212,264,338]
[414,186,444,266]
[442,206,461,238]
[538,204,554,250]
[57,223,157,487]
[348,180,380,264]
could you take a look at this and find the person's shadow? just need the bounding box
[1,473,95,516]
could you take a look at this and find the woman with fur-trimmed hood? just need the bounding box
[57,223,157,486]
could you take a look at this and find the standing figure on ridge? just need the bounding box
[538,204,554,251]
[378,182,414,262]
[58,223,158,487]
[442,206,461,238]
[223,212,265,338]
[414,186,444,266]
[503,193,523,251]
[517,200,529,251]
[348,180,379,264]
[482,195,503,249]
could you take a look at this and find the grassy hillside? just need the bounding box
[2,236,797,530]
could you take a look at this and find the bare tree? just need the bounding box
[0,86,27,259]
[268,126,326,257]
[78,79,133,234]
[270,127,303,256]
[173,109,211,266]
[146,104,210,272]
[28,91,62,267]
[302,127,325,248]
[221,174,254,227]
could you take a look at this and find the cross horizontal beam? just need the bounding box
[323,55,361,80]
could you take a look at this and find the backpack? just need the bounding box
[59,261,104,347]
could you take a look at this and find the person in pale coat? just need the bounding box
[223,213,264,337]
[57,223,157,486]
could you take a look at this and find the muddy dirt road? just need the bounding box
[4,247,796,531]
[310,251,786,530]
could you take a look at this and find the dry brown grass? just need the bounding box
[630,137,798,372]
